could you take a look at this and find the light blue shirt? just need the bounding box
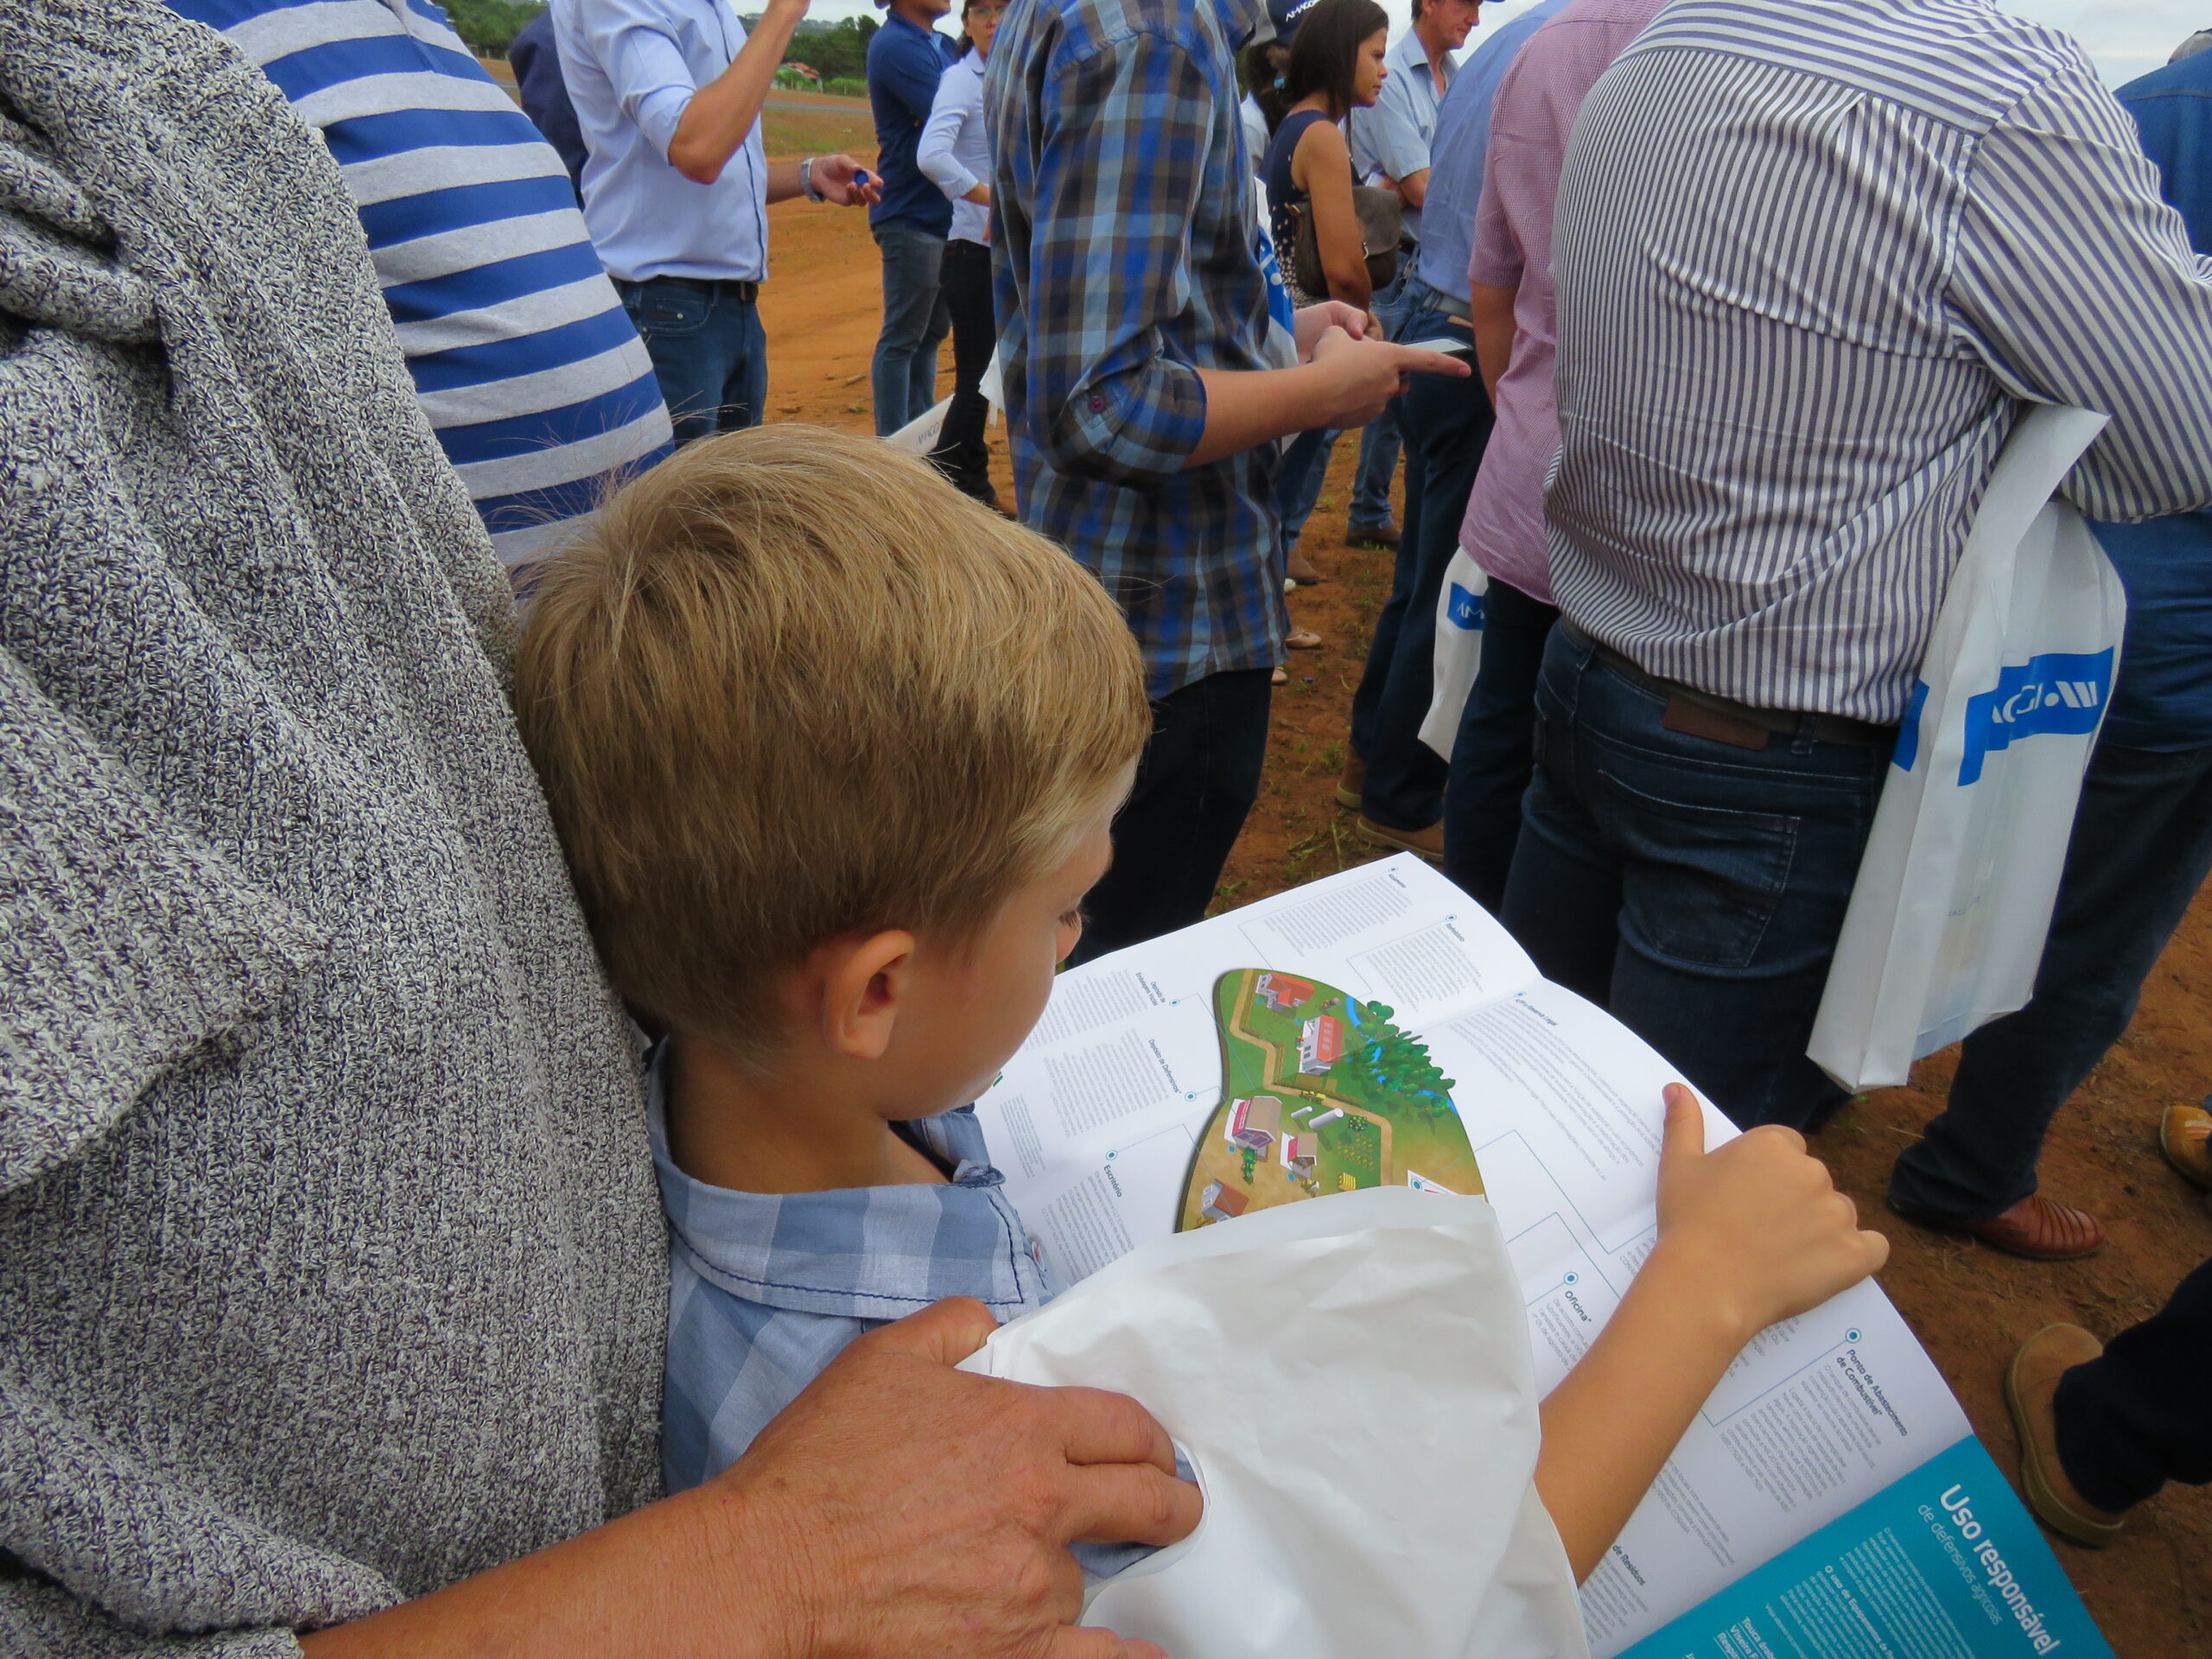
[1351,28,1453,242]
[1417,0,1573,302]
[554,0,771,283]
[918,50,992,245]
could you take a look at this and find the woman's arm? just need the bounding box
[917,70,981,207]
[1292,120,1371,311]
[1535,1088,1889,1580]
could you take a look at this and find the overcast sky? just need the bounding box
[799,1,2205,87]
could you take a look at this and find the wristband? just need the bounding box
[799,157,823,203]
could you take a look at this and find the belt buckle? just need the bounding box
[1662,695,1770,751]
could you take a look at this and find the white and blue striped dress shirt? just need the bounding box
[172,0,673,569]
[653,1053,1055,1494]
[1548,0,2212,722]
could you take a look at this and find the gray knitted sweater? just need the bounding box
[0,3,667,1653]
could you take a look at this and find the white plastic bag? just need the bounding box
[1419,550,1490,758]
[959,1188,1587,1659]
[881,352,1006,457]
[1808,406,2124,1090]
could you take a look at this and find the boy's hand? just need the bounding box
[1308,327,1469,429]
[1292,301,1369,357]
[1648,1084,1890,1349]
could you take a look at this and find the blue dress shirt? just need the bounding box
[555,0,772,283]
[1350,28,1452,243]
[868,11,957,233]
[2092,50,2212,752]
[1416,0,1573,304]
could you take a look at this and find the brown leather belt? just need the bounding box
[1567,625,1897,751]
[654,275,760,304]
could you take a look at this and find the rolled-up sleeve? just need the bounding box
[1352,83,1428,183]
[1022,32,1212,487]
[1949,61,2212,521]
[573,0,698,159]
[918,68,978,200]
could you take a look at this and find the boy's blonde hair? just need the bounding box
[516,425,1150,1070]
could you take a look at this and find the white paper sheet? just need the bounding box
[975,856,1972,1657]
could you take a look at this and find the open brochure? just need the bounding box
[975,856,2112,1658]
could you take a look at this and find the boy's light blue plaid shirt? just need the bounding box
[653,1047,1056,1493]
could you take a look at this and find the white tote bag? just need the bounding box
[1418,550,1491,758]
[959,1189,1587,1659]
[1808,405,2125,1091]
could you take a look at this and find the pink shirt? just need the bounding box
[1457,0,1672,604]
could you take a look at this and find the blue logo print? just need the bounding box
[1894,681,1930,774]
[1446,583,1486,631]
[1957,649,2113,785]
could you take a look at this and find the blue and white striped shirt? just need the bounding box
[1547,0,2212,722]
[172,0,673,569]
[653,1056,1054,1493]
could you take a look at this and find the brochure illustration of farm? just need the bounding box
[1179,970,1484,1234]
[974,856,2109,1658]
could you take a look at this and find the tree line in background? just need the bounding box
[445,0,880,88]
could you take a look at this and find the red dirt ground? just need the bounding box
[730,126,2204,1652]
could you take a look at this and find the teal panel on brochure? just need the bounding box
[1617,1436,2112,1659]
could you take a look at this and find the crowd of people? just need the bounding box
[3,0,2210,1652]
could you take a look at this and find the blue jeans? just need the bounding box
[1349,279,1493,830]
[1500,625,1893,1129]
[1275,426,1341,550]
[1347,268,1413,532]
[1442,577,1558,908]
[872,225,950,435]
[617,277,766,446]
[1889,740,2212,1222]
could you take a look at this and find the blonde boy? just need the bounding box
[517,427,1886,1590]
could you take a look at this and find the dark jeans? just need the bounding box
[1347,268,1413,531]
[1349,289,1494,830]
[1501,626,1891,1129]
[1069,667,1274,965]
[1890,741,2212,1220]
[616,277,766,446]
[872,225,950,435]
[2056,1256,2212,1512]
[1442,579,1559,911]
[928,238,996,502]
[1275,425,1341,550]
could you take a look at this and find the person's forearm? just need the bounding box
[299,1484,775,1659]
[1189,363,1336,467]
[668,0,804,184]
[1534,1249,1749,1582]
[1469,281,1516,403]
[1393,168,1429,211]
[765,157,803,204]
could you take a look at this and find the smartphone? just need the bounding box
[1403,335,1476,358]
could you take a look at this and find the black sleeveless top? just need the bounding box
[1263,109,1346,305]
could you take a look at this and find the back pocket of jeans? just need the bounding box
[1595,764,1798,969]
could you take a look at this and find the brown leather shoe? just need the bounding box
[1891,1192,2106,1261]
[1335,749,1366,811]
[2161,1103,2212,1192]
[1287,548,1326,585]
[1354,815,1445,861]
[2005,1324,2126,1548]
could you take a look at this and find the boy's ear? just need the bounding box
[816,929,918,1062]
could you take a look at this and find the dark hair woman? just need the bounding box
[1263,0,1389,583]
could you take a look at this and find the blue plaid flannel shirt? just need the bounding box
[654,1051,1055,1492]
[985,0,1290,700]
